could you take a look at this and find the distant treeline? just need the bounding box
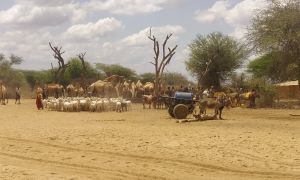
[0,55,192,97]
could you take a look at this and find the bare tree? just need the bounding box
[77,52,88,88]
[77,52,87,76]
[49,42,70,83]
[148,27,178,95]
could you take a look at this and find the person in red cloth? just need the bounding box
[36,92,43,110]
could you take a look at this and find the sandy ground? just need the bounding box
[0,99,299,180]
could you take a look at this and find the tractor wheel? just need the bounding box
[168,105,175,118]
[173,104,189,119]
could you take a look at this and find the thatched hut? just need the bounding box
[275,80,300,99]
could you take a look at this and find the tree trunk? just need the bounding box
[297,49,300,90]
[298,60,300,90]
[155,72,159,96]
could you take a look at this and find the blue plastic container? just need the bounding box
[174,92,193,100]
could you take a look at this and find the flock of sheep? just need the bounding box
[43,97,132,113]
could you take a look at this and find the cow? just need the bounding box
[142,95,157,109]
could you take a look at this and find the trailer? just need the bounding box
[167,92,196,119]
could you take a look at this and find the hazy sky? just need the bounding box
[0,0,267,78]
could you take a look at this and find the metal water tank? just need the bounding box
[174,92,193,100]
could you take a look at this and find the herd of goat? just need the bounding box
[43,97,132,113]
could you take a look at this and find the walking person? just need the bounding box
[36,92,43,110]
[15,86,21,104]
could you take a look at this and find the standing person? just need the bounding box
[179,85,184,92]
[238,87,243,94]
[209,86,215,98]
[42,88,47,100]
[171,86,175,97]
[165,86,172,97]
[15,87,21,104]
[36,92,43,110]
[249,89,257,108]
[183,86,189,92]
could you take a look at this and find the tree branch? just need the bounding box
[49,42,69,83]
[148,28,177,96]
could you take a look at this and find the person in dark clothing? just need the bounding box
[183,86,189,92]
[15,87,21,104]
[165,86,172,97]
[171,86,175,96]
[42,88,47,100]
[249,89,258,108]
[179,85,184,92]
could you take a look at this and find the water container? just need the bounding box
[174,92,193,100]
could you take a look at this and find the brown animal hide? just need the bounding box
[142,95,157,109]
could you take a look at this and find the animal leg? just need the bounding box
[219,107,224,120]
[214,108,219,118]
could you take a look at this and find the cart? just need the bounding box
[168,92,196,119]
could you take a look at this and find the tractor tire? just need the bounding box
[168,105,175,118]
[173,104,189,119]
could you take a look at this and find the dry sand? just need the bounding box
[0,99,299,180]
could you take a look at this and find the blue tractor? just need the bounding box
[167,92,196,119]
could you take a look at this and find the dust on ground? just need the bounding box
[0,99,299,179]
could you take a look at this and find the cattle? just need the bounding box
[156,95,172,109]
[142,95,157,109]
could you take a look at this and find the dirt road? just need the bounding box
[0,99,299,179]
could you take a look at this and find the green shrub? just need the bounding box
[246,77,277,107]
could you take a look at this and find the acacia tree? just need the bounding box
[96,63,137,80]
[0,54,29,98]
[63,57,98,86]
[140,72,155,83]
[247,52,298,82]
[248,0,300,87]
[140,72,190,86]
[185,32,248,89]
[163,72,190,87]
[49,42,70,84]
[0,54,25,87]
[148,28,178,95]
